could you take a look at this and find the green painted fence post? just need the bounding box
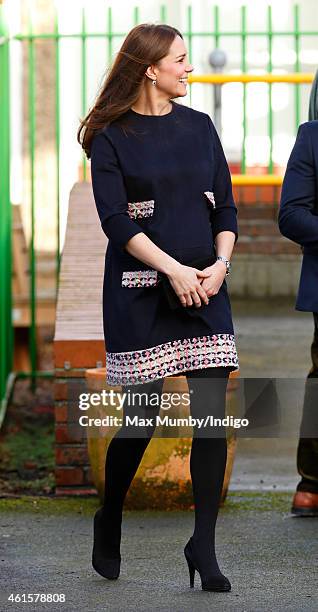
[0,4,13,407]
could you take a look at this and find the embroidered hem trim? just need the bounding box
[204,191,216,209]
[105,333,239,386]
[128,199,155,219]
[122,270,158,287]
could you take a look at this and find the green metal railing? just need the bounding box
[0,2,317,414]
[0,4,13,425]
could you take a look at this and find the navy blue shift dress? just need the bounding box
[90,100,239,386]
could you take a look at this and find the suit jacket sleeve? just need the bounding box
[279,122,318,246]
[90,131,144,250]
[207,115,238,244]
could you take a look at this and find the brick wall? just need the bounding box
[230,179,302,298]
[54,374,93,495]
[54,341,105,496]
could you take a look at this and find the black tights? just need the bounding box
[101,367,231,576]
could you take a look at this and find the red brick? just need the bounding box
[55,486,97,496]
[229,162,241,173]
[55,402,80,424]
[275,185,282,201]
[239,220,280,237]
[54,378,87,404]
[54,380,68,401]
[55,404,68,422]
[55,423,85,444]
[237,203,277,220]
[259,185,275,203]
[232,185,240,202]
[55,466,84,486]
[55,445,89,466]
[241,185,258,204]
[234,239,300,255]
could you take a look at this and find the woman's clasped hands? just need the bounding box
[167,261,227,308]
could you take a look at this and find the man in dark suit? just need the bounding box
[279,120,318,516]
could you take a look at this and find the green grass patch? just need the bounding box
[1,422,54,471]
[222,490,292,513]
[0,496,99,515]
[0,422,55,494]
[0,491,292,515]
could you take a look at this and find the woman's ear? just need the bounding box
[145,66,157,81]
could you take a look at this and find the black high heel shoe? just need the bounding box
[184,537,231,592]
[92,508,121,579]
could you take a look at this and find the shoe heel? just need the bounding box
[184,550,195,588]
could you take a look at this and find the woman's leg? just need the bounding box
[101,377,164,557]
[186,366,232,577]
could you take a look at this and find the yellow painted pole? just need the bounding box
[188,73,314,84]
[231,175,283,186]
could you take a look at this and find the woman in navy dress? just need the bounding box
[78,23,239,593]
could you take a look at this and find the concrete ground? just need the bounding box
[1,298,317,612]
[0,496,317,612]
[232,298,314,494]
[232,297,313,379]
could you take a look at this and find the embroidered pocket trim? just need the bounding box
[122,270,158,288]
[127,199,155,219]
[204,191,216,209]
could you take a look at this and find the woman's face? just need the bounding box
[147,35,194,98]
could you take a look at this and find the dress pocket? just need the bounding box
[121,270,158,288]
[203,191,216,209]
[127,199,155,219]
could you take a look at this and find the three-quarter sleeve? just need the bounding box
[207,116,238,243]
[90,131,144,250]
[279,122,318,247]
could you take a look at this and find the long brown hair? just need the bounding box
[77,23,183,159]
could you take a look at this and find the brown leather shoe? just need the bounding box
[291,491,318,517]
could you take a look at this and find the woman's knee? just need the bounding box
[118,378,164,437]
[186,372,228,435]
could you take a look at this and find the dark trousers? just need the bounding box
[296,312,318,493]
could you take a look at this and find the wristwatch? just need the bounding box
[216,255,232,275]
